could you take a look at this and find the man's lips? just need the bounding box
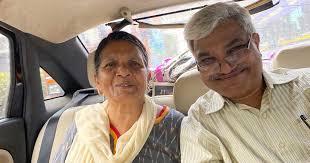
[212,67,247,80]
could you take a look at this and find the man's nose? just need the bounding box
[218,61,234,74]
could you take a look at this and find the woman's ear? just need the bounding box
[94,74,103,96]
[147,70,151,83]
[94,74,100,88]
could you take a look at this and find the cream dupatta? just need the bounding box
[65,95,157,163]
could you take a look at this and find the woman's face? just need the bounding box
[95,40,148,102]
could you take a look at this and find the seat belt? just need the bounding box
[37,88,97,163]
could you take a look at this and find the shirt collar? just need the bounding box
[263,69,298,89]
[200,69,298,115]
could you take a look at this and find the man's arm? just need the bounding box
[180,115,232,163]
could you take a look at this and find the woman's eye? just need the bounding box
[104,62,115,69]
[130,61,143,68]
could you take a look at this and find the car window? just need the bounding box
[79,0,309,70]
[40,68,65,100]
[252,0,310,59]
[0,33,11,119]
[79,12,191,69]
[78,1,223,69]
[78,24,112,53]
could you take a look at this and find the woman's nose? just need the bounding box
[116,64,131,77]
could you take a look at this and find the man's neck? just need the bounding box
[232,80,266,109]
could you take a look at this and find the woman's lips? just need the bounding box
[115,83,134,88]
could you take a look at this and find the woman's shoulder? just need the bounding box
[73,102,105,121]
[71,102,103,112]
[136,107,184,163]
[163,106,184,122]
[154,106,184,129]
[168,107,184,117]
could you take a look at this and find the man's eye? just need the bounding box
[228,44,247,55]
[199,58,216,65]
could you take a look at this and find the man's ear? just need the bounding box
[252,33,260,51]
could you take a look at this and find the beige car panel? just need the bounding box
[0,0,203,43]
[174,69,209,114]
[272,43,310,69]
[0,0,272,43]
[0,149,13,163]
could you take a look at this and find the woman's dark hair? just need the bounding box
[94,31,149,74]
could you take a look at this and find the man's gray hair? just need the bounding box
[184,2,255,44]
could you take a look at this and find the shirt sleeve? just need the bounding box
[180,113,232,163]
[291,68,310,101]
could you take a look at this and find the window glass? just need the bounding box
[122,27,188,68]
[0,33,11,119]
[40,68,65,100]
[78,24,112,53]
[79,0,309,70]
[252,0,310,59]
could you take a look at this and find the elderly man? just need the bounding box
[181,2,310,163]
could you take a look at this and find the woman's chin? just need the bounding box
[110,93,144,101]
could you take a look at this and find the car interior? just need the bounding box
[0,0,309,162]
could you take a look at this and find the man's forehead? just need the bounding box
[193,21,245,52]
[206,20,244,40]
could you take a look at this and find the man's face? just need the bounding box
[192,19,263,100]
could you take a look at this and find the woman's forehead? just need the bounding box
[101,40,143,59]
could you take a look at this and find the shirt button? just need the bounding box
[262,113,267,119]
[279,142,286,149]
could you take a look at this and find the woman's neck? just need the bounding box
[106,99,144,135]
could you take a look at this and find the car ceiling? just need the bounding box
[0,0,212,43]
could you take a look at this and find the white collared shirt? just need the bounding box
[181,68,310,163]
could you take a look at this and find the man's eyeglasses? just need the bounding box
[197,34,253,73]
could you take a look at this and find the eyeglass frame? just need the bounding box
[196,33,253,72]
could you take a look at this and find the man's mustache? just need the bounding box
[209,64,248,80]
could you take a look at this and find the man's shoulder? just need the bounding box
[265,68,310,86]
[267,68,310,99]
[271,68,310,79]
[189,91,225,115]
[185,91,224,126]
[288,68,310,81]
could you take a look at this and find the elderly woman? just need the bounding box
[54,31,184,163]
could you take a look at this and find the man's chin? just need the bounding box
[212,82,249,99]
